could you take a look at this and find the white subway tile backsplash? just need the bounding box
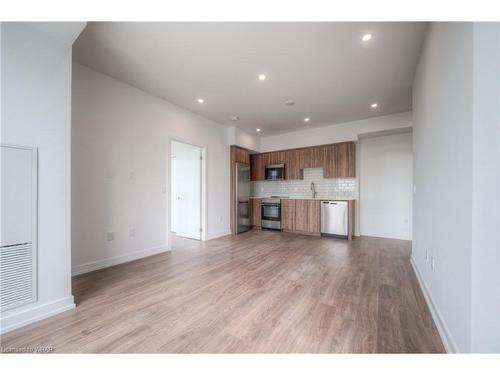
[252,168,357,199]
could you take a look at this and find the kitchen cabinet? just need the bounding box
[281,199,296,230]
[307,200,320,233]
[294,199,309,232]
[250,153,264,181]
[249,141,355,181]
[285,150,302,180]
[335,142,356,178]
[250,198,262,227]
[323,144,337,178]
[280,198,321,235]
[231,145,250,165]
[312,146,325,168]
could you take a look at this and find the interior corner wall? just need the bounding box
[227,126,260,152]
[470,22,500,353]
[1,23,75,333]
[71,63,230,276]
[359,131,413,240]
[412,22,500,353]
[259,112,412,152]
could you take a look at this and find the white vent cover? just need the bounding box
[0,243,36,310]
[0,144,38,311]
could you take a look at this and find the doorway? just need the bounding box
[170,140,203,240]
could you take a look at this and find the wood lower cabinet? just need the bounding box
[281,199,320,235]
[250,198,262,227]
[281,199,296,230]
[294,199,309,232]
[307,200,320,233]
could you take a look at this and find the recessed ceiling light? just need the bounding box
[362,33,372,42]
[304,117,310,123]
[256,128,261,132]
[285,100,296,106]
[231,115,239,122]
[371,103,378,108]
[258,74,267,81]
[197,98,205,104]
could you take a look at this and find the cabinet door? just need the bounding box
[307,200,320,233]
[281,199,296,230]
[295,200,309,232]
[251,154,263,181]
[323,144,337,178]
[261,153,271,169]
[286,149,302,180]
[335,142,356,178]
[251,198,262,227]
[301,147,314,169]
[312,146,325,168]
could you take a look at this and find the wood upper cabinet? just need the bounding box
[250,198,262,227]
[294,199,309,232]
[281,199,296,230]
[307,200,320,233]
[285,149,302,180]
[323,144,337,178]
[250,153,264,181]
[335,142,355,178]
[250,141,355,181]
[231,145,250,164]
[312,146,325,168]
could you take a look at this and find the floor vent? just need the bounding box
[0,243,36,311]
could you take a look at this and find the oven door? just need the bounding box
[261,203,281,221]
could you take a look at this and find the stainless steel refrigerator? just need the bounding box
[235,162,251,233]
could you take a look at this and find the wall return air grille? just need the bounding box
[0,144,38,311]
[0,243,36,310]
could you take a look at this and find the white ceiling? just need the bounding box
[73,22,427,135]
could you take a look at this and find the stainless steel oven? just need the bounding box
[261,198,281,230]
[265,164,285,181]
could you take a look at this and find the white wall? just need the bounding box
[359,131,413,240]
[71,63,231,275]
[412,22,500,353]
[470,22,500,353]
[226,126,260,152]
[260,112,412,152]
[1,23,84,333]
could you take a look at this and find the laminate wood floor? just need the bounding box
[0,230,444,353]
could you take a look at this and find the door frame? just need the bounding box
[168,138,207,244]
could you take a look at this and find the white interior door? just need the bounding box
[171,141,201,240]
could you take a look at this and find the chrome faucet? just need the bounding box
[311,182,317,198]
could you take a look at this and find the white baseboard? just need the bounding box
[0,296,75,335]
[410,257,459,353]
[206,230,232,241]
[72,246,169,276]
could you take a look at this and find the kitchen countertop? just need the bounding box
[250,197,356,201]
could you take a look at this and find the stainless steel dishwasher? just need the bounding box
[320,200,349,239]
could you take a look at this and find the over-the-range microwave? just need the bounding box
[265,164,285,181]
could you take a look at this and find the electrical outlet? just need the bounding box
[218,216,223,223]
[129,228,136,238]
[129,171,135,180]
[106,231,115,242]
[431,256,436,271]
